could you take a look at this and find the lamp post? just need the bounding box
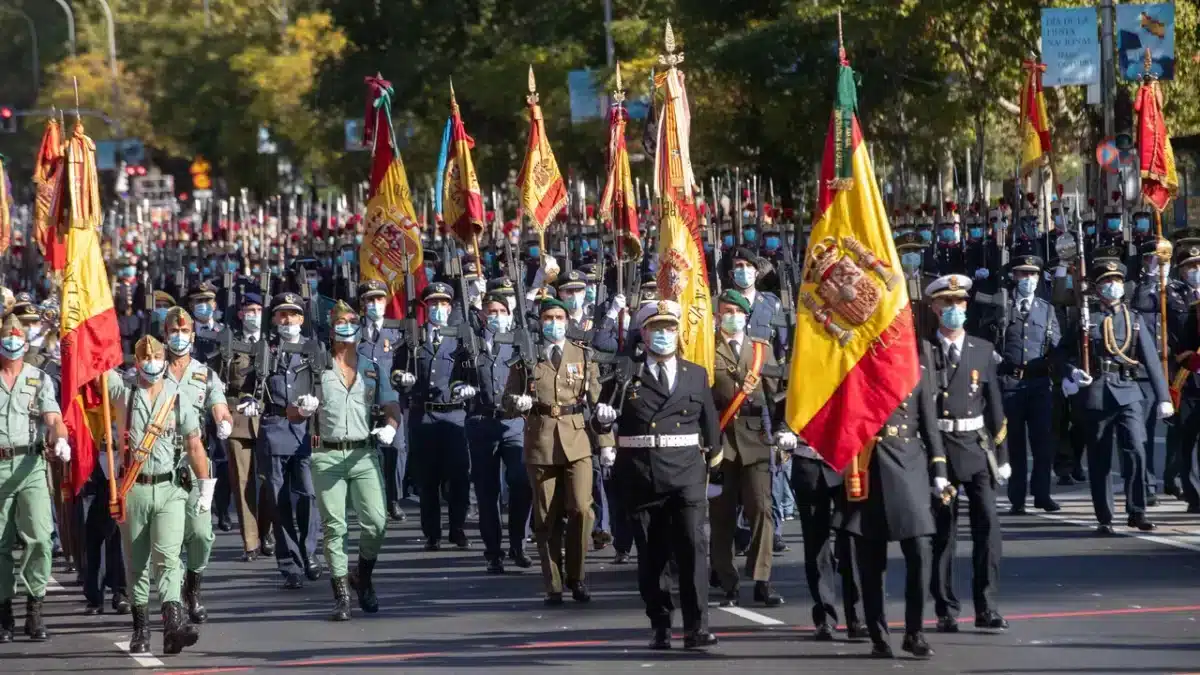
[53,0,76,56]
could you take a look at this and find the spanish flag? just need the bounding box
[784,43,918,473]
[33,116,65,267]
[360,74,426,320]
[1019,60,1052,178]
[600,62,641,261]
[0,153,10,255]
[1135,61,1178,212]
[56,119,124,495]
[653,23,714,384]
[517,66,568,234]
[441,81,485,243]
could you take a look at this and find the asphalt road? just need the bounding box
[6,482,1200,675]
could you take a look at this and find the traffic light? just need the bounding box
[190,156,212,192]
[125,164,147,177]
[0,106,16,134]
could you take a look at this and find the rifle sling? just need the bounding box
[116,390,180,506]
[718,341,767,432]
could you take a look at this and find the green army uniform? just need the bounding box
[166,357,226,624]
[108,371,202,653]
[312,357,392,620]
[0,363,58,643]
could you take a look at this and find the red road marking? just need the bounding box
[157,604,1200,675]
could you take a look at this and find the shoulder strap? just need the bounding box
[718,340,767,432]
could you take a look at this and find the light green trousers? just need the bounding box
[0,454,53,601]
[120,481,187,607]
[312,447,387,578]
[183,460,214,573]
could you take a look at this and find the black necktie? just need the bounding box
[657,363,669,391]
[731,339,741,358]
[551,345,563,370]
[948,343,960,366]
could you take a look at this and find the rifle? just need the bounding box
[498,236,539,373]
[397,228,420,370]
[141,268,155,338]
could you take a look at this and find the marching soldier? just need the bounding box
[293,301,399,621]
[358,280,408,522]
[188,281,225,362]
[506,297,613,605]
[0,314,70,643]
[924,274,1010,633]
[109,335,212,655]
[1172,239,1200,512]
[599,300,717,649]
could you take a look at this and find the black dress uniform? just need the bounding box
[357,280,409,520]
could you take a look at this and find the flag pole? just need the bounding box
[101,378,119,518]
[1142,49,1172,383]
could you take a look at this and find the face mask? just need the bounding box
[940,306,967,330]
[542,319,566,342]
[968,227,984,240]
[24,325,43,342]
[0,336,27,360]
[139,359,166,382]
[226,260,238,273]
[939,228,956,243]
[722,235,734,248]
[242,313,262,333]
[1187,269,1200,288]
[1147,260,1170,279]
[121,266,137,278]
[901,252,923,271]
[424,267,435,283]
[1086,225,1096,236]
[366,302,386,321]
[333,323,360,343]
[580,241,590,253]
[1053,216,1064,228]
[733,266,757,289]
[585,285,597,303]
[355,234,364,245]
[202,267,211,277]
[564,292,586,311]
[744,230,758,243]
[1135,217,1151,233]
[486,314,512,333]
[919,230,933,243]
[1016,276,1038,297]
[193,303,214,320]
[154,307,168,323]
[276,324,301,340]
[1101,281,1125,301]
[166,332,192,355]
[529,245,540,258]
[429,305,450,326]
[721,313,746,335]
[188,263,199,274]
[647,329,677,355]
[1105,218,1121,232]
[764,237,780,252]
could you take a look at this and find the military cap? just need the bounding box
[731,246,759,264]
[894,231,925,253]
[40,306,59,326]
[153,290,177,307]
[635,299,682,328]
[1090,259,1126,283]
[717,289,752,314]
[188,281,218,302]
[164,307,194,328]
[578,263,600,283]
[10,294,39,321]
[358,279,389,301]
[241,289,265,308]
[135,334,165,360]
[638,288,660,305]
[462,260,483,280]
[422,281,454,303]
[330,299,358,323]
[556,269,588,292]
[271,292,304,314]
[1171,227,1200,246]
[924,274,972,300]
[1009,254,1044,273]
[483,291,511,308]
[539,297,570,315]
[1092,245,1124,263]
[486,277,516,296]
[1176,243,1200,268]
[640,278,658,293]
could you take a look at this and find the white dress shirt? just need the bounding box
[645,356,678,391]
[937,331,965,361]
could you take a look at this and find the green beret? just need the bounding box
[539,297,569,315]
[718,289,752,314]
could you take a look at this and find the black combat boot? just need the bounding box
[24,596,48,641]
[183,570,207,624]
[349,558,379,614]
[129,605,151,654]
[0,600,14,643]
[161,601,199,654]
[330,576,351,621]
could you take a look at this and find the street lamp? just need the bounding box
[52,0,76,56]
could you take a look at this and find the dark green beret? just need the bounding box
[539,297,569,315]
[718,289,751,314]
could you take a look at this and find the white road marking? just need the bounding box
[716,605,785,626]
[46,575,64,593]
[115,640,165,668]
[1033,512,1200,554]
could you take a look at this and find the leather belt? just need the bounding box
[936,416,984,433]
[532,402,585,418]
[738,403,768,416]
[999,362,1049,379]
[317,439,374,451]
[1098,361,1139,379]
[424,401,465,412]
[618,433,700,449]
[0,446,34,461]
[472,407,508,419]
[133,470,182,486]
[874,425,916,441]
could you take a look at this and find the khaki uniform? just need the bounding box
[216,332,271,554]
[507,340,612,594]
[166,357,226,574]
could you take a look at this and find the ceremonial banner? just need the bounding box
[517,66,568,233]
[360,74,426,319]
[441,82,485,243]
[57,120,124,495]
[1135,59,1178,212]
[0,154,10,255]
[784,45,918,473]
[1019,60,1052,177]
[33,117,64,262]
[653,23,714,383]
[600,63,641,260]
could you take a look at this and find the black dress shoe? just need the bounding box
[1008,505,1027,515]
[1146,492,1159,507]
[260,537,276,556]
[719,590,738,607]
[592,530,613,551]
[486,558,505,574]
[282,573,304,590]
[450,531,470,550]
[217,516,233,532]
[1057,474,1076,486]
[870,641,894,658]
[112,594,131,615]
[814,623,835,641]
[1187,503,1200,514]
[1035,499,1061,513]
[241,549,259,562]
[613,551,631,565]
[305,562,323,581]
[84,602,103,616]
[424,538,441,552]
[902,631,933,658]
[568,581,591,603]
[1164,483,1184,499]
[709,570,721,589]
[935,616,958,633]
[388,502,405,520]
[509,549,533,568]
[1072,469,1087,482]
[975,610,1009,630]
[683,630,718,649]
[846,621,870,640]
[544,592,564,606]
[772,536,790,554]
[734,545,749,557]
[64,562,78,575]
[1128,514,1157,531]
[1096,523,1116,535]
[753,581,783,608]
[649,627,672,650]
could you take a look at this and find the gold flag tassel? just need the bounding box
[63,118,103,231]
[846,439,874,502]
[0,153,11,254]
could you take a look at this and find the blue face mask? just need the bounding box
[722,235,734,248]
[1187,269,1200,288]
[1134,217,1151,233]
[968,227,984,240]
[585,285,597,303]
[333,323,360,343]
[940,306,967,330]
[733,266,756,289]
[242,313,262,333]
[939,228,956,243]
[764,236,781,252]
[900,252,923,270]
[1016,276,1038,297]
[425,266,436,283]
[366,302,386,321]
[1053,216,1064,228]
[1101,281,1124,301]
[355,234,364,245]
[276,324,301,340]
[201,267,211,277]
[483,251,496,268]
[1086,225,1096,236]
[193,303,214,320]
[429,305,450,326]
[139,359,166,382]
[188,262,199,274]
[919,230,933,243]
[564,292,586,311]
[0,336,27,360]
[167,333,192,355]
[744,230,758,243]
[647,329,677,355]
[529,246,540,258]
[154,307,168,323]
[227,260,238,273]
[590,239,600,251]
[580,241,590,253]
[1105,218,1122,232]
[721,313,746,334]
[486,314,512,333]
[121,266,137,278]
[542,319,566,342]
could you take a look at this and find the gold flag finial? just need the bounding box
[527,65,539,106]
[449,77,459,114]
[659,21,684,69]
[1143,48,1155,79]
[613,62,626,104]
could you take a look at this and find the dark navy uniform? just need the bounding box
[357,281,409,519]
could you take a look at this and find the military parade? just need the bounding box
[2,3,1200,673]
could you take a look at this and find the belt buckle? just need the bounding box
[1013,367,1024,379]
[550,404,561,417]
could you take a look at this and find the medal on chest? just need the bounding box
[970,369,979,394]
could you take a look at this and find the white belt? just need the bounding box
[617,433,700,449]
[936,416,984,433]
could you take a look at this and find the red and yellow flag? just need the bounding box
[517,66,568,234]
[441,81,485,244]
[56,119,123,495]
[34,116,65,266]
[653,23,714,383]
[360,74,426,320]
[1135,59,1178,212]
[784,45,919,473]
[600,63,641,261]
[1019,60,1052,177]
[0,154,11,255]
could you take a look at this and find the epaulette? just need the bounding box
[24,375,42,387]
[572,340,593,352]
[749,336,770,346]
[191,370,208,383]
[364,369,377,379]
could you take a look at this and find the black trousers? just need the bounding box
[1087,402,1149,523]
[931,469,1001,618]
[266,454,319,577]
[629,490,708,632]
[794,469,861,628]
[467,418,531,559]
[79,467,126,605]
[1171,395,1200,507]
[856,535,931,641]
[1054,393,1088,477]
[413,420,471,541]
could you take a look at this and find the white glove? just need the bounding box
[394,371,416,387]
[296,394,319,417]
[216,420,233,440]
[934,476,951,494]
[1158,401,1175,419]
[1054,265,1068,279]
[997,463,1012,481]
[974,268,990,280]
[992,350,1002,364]
[53,437,71,463]
[371,425,397,445]
[595,403,618,424]
[511,394,533,412]
[605,294,627,320]
[453,384,477,400]
[197,478,217,513]
[1070,368,1094,387]
[541,254,560,278]
[236,397,260,418]
[599,446,616,468]
[774,431,798,451]
[1061,378,1080,397]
